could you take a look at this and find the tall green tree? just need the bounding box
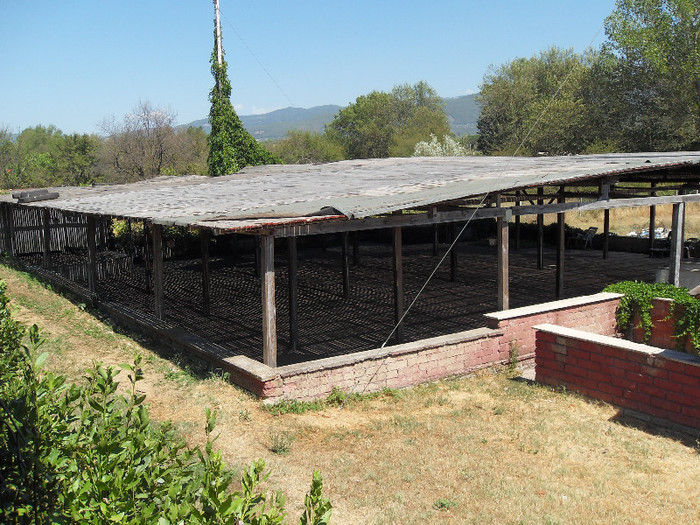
[207,29,276,176]
[604,0,700,148]
[477,47,594,156]
[325,81,449,159]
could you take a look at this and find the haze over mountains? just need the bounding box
[185,94,480,141]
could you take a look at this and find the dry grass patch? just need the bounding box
[2,262,700,524]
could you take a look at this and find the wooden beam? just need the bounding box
[86,215,98,295]
[341,232,350,299]
[497,196,509,310]
[450,222,457,282]
[287,237,299,354]
[42,207,51,269]
[649,182,657,252]
[432,224,439,256]
[201,229,211,316]
[392,226,404,344]
[556,190,565,299]
[514,193,521,251]
[152,223,164,319]
[143,222,152,294]
[258,206,512,238]
[669,202,684,287]
[537,187,544,270]
[260,235,278,367]
[603,209,610,260]
[3,203,16,257]
[352,231,359,266]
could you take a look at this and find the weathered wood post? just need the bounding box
[86,215,98,295]
[603,208,610,259]
[669,200,685,287]
[537,187,544,270]
[341,232,350,299]
[649,182,657,252]
[287,236,299,353]
[201,229,211,316]
[496,195,510,311]
[42,207,52,269]
[556,187,566,299]
[261,235,277,367]
[392,225,404,344]
[152,223,164,319]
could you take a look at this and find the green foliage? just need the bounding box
[207,29,278,176]
[477,47,595,156]
[604,280,700,353]
[0,281,331,523]
[325,81,450,159]
[605,0,700,145]
[270,130,345,164]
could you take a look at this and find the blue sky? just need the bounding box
[0,0,617,135]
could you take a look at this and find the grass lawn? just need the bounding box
[2,262,699,524]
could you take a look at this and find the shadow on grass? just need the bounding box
[609,410,700,449]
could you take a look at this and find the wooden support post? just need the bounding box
[352,231,359,266]
[392,226,404,344]
[514,192,521,251]
[143,222,152,293]
[86,215,98,295]
[432,224,439,256]
[261,235,278,367]
[450,222,457,282]
[201,230,211,316]
[497,196,509,310]
[42,207,51,269]
[3,203,16,257]
[287,237,299,353]
[669,201,685,286]
[603,208,610,260]
[556,189,566,299]
[537,187,544,270]
[341,232,350,299]
[152,223,164,319]
[649,182,657,252]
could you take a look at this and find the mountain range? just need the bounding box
[185,94,480,141]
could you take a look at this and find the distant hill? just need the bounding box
[183,94,480,141]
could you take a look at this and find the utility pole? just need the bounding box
[213,0,223,66]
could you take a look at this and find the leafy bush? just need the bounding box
[0,281,331,524]
[604,280,700,354]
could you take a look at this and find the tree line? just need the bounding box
[1,0,697,190]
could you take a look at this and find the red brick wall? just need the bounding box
[248,293,625,402]
[628,298,696,353]
[486,293,621,358]
[535,324,700,431]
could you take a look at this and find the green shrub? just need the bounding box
[604,280,700,354]
[0,280,331,524]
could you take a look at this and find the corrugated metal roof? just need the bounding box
[3,152,700,233]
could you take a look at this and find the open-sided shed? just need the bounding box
[2,152,700,382]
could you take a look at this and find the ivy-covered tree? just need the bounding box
[207,27,276,176]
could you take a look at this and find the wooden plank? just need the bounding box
[603,209,610,260]
[450,222,457,282]
[287,237,299,353]
[42,207,51,269]
[649,182,657,252]
[497,195,509,310]
[556,190,565,299]
[152,223,164,319]
[392,226,404,344]
[341,232,350,299]
[537,187,544,270]
[261,235,277,367]
[669,202,684,286]
[201,229,211,316]
[352,231,359,266]
[143,222,152,294]
[264,206,512,238]
[86,215,98,295]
